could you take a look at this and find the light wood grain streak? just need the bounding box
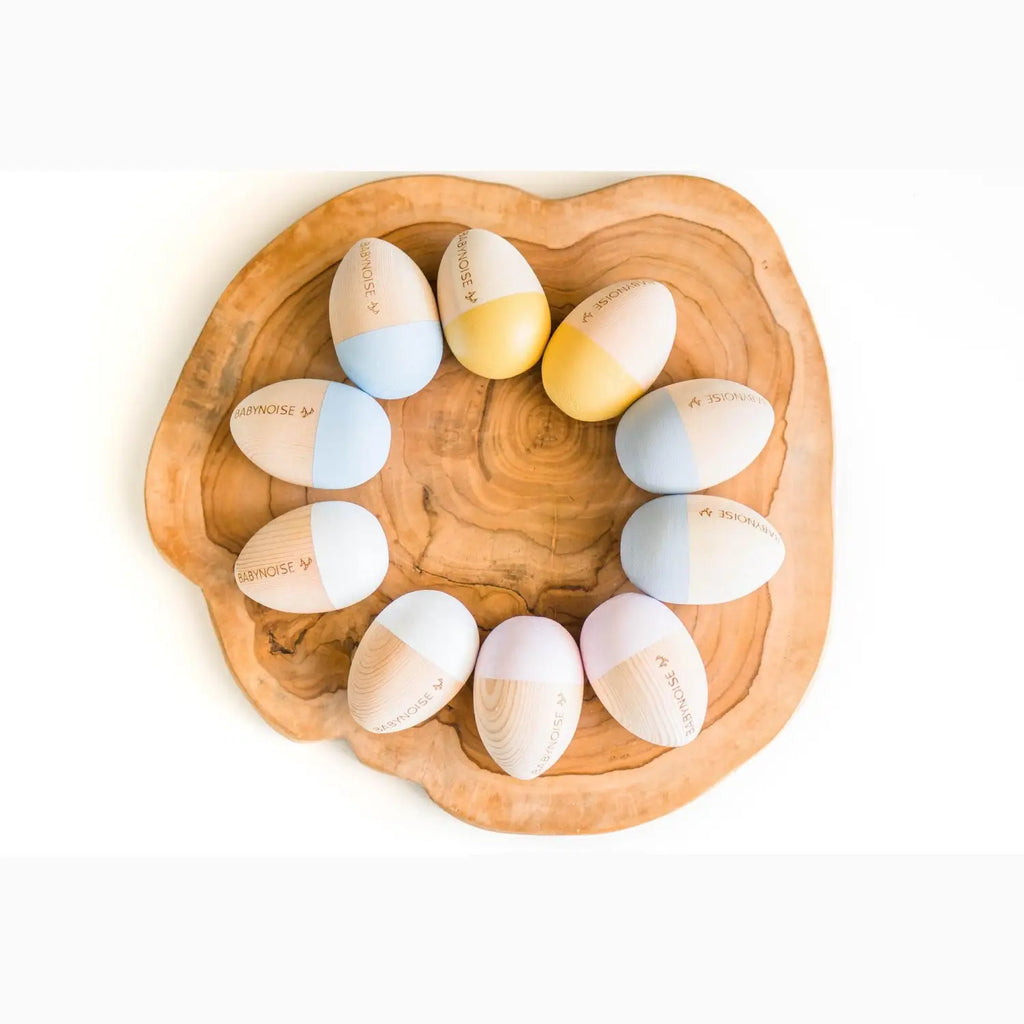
[348,625,461,733]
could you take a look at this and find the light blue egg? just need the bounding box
[615,387,700,493]
[621,494,785,605]
[616,379,775,494]
[309,500,388,609]
[335,320,443,400]
[620,495,692,603]
[312,382,391,489]
[230,378,390,489]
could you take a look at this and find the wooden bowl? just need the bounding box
[145,174,833,835]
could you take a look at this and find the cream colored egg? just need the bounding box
[472,616,584,780]
[581,593,707,747]
[542,279,676,421]
[615,379,774,493]
[620,494,785,605]
[348,590,480,734]
[437,228,551,379]
[234,502,388,613]
[329,237,443,399]
[229,379,391,489]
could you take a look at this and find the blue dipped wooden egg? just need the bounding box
[329,237,443,399]
[615,379,774,494]
[621,494,785,605]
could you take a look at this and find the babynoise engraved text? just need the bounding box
[236,560,296,583]
[454,232,477,303]
[359,240,380,314]
[719,508,780,542]
[655,654,696,737]
[531,695,567,776]
[687,390,769,409]
[698,506,779,541]
[590,279,649,315]
[373,689,436,732]
[233,403,296,418]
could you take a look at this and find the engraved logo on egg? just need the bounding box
[592,279,649,311]
[233,403,296,418]
[716,508,781,542]
[531,700,567,776]
[455,232,475,298]
[654,654,696,736]
[236,560,296,583]
[358,240,376,303]
[373,690,435,733]
[694,390,769,406]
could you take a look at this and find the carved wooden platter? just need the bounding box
[145,174,833,834]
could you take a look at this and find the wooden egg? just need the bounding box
[615,379,774,493]
[542,279,676,421]
[229,379,390,489]
[234,501,387,613]
[348,590,480,734]
[329,237,443,399]
[436,228,551,379]
[580,593,707,747]
[621,494,785,605]
[473,616,584,780]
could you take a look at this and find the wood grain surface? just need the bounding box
[591,629,708,748]
[229,379,328,487]
[145,174,833,835]
[347,625,464,735]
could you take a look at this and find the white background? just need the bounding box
[2,1,1022,1020]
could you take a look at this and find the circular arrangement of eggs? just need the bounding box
[230,229,785,779]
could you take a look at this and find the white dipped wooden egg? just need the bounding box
[329,237,443,399]
[473,617,584,780]
[230,379,390,489]
[581,593,707,747]
[615,378,774,493]
[437,228,551,380]
[621,494,785,605]
[348,590,480,734]
[234,501,388,613]
[542,279,676,421]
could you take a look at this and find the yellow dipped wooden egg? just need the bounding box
[348,590,480,734]
[542,279,677,421]
[437,228,551,379]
